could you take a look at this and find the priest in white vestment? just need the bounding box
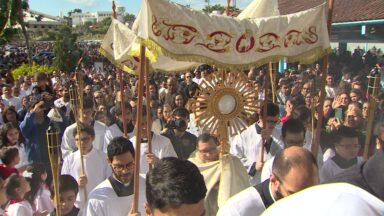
[230,103,282,185]
[86,137,146,216]
[320,127,364,183]
[61,124,111,211]
[130,107,177,175]
[189,133,250,216]
[61,99,108,159]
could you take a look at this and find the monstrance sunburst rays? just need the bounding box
[194,70,259,153]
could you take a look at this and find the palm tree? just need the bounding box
[1,0,32,66]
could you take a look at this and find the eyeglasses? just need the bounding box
[112,162,135,172]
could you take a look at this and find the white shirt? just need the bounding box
[320,157,363,183]
[54,98,71,117]
[262,183,384,216]
[35,185,54,213]
[230,123,282,185]
[325,85,338,99]
[104,123,135,153]
[2,95,22,110]
[217,187,266,216]
[20,85,33,97]
[61,148,112,208]
[5,200,33,216]
[130,133,177,174]
[61,121,107,159]
[86,176,146,216]
[15,143,29,169]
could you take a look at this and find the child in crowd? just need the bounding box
[24,164,54,214]
[61,123,111,210]
[4,174,33,216]
[0,147,19,179]
[49,175,80,216]
[320,126,364,183]
[0,122,29,172]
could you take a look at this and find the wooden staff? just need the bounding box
[260,68,270,162]
[132,45,146,213]
[46,127,61,216]
[312,0,335,157]
[112,1,128,137]
[144,56,153,170]
[269,62,276,104]
[226,0,231,16]
[310,80,316,147]
[69,71,87,201]
[363,70,380,159]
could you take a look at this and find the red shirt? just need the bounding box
[0,164,18,179]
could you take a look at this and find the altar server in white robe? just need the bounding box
[61,98,108,159]
[261,119,306,182]
[230,103,282,185]
[61,123,111,210]
[143,158,207,216]
[86,136,146,216]
[130,107,177,175]
[262,183,384,216]
[104,102,136,152]
[217,147,319,216]
[320,126,364,183]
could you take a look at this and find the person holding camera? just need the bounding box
[162,107,197,159]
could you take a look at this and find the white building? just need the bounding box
[25,10,66,31]
[71,6,125,27]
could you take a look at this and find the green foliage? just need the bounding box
[35,14,43,22]
[202,4,225,13]
[123,13,136,24]
[0,0,10,34]
[12,63,57,80]
[202,4,240,14]
[53,26,82,72]
[68,8,82,16]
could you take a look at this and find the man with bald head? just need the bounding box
[217,146,319,216]
[160,77,179,105]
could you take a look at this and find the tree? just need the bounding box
[35,14,43,22]
[202,4,225,13]
[97,17,112,34]
[2,0,33,66]
[123,13,136,25]
[202,4,240,14]
[68,8,82,17]
[0,0,10,34]
[53,26,82,73]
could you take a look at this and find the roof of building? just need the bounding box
[278,0,384,23]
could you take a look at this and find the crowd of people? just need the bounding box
[0,41,382,216]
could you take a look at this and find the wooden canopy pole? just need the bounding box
[226,0,231,16]
[260,67,270,162]
[132,45,146,213]
[144,56,153,170]
[112,0,128,137]
[363,70,380,159]
[269,62,276,103]
[312,0,335,157]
